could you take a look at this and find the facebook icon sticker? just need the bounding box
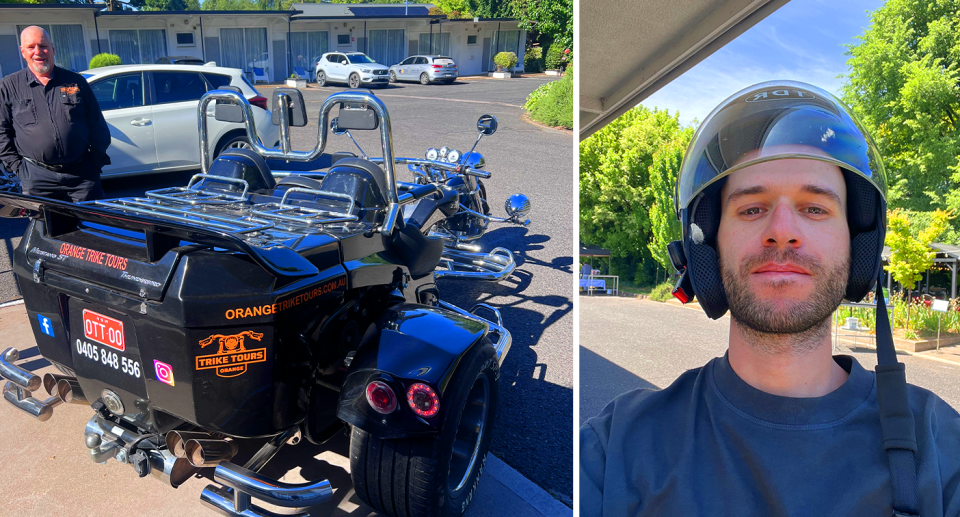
[37,314,54,337]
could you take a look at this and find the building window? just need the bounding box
[176,33,195,47]
[337,34,350,46]
[109,29,168,65]
[467,35,478,45]
[290,31,329,72]
[367,29,404,66]
[219,28,268,78]
[418,32,450,56]
[18,24,87,72]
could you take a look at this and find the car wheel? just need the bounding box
[349,73,361,89]
[389,71,397,83]
[420,73,431,85]
[216,135,252,157]
[350,342,499,517]
[316,71,326,87]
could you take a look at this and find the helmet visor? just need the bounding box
[676,81,886,213]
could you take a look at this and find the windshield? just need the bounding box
[348,54,376,64]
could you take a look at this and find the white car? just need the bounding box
[81,64,280,177]
[315,52,390,89]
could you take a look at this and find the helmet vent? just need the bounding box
[688,242,728,319]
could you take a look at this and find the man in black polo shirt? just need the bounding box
[0,25,111,202]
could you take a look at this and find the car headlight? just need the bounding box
[446,149,461,163]
[361,68,372,74]
[426,148,439,161]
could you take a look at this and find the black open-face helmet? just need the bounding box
[667,80,888,320]
[668,82,921,516]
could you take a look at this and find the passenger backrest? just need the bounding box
[204,148,276,192]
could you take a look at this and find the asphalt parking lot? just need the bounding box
[580,297,960,424]
[0,75,574,510]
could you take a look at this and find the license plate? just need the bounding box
[83,309,125,352]
[71,303,147,397]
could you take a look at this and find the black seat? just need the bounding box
[389,219,445,279]
[206,148,276,192]
[277,175,324,190]
[320,157,388,209]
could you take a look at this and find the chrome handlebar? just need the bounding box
[198,89,402,237]
[373,157,491,179]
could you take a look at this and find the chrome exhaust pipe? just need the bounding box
[0,348,42,391]
[42,373,73,396]
[184,439,240,468]
[148,449,202,488]
[200,462,332,517]
[165,431,211,459]
[55,378,87,405]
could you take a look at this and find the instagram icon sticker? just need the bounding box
[154,360,175,387]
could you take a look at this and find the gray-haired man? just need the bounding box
[0,26,111,202]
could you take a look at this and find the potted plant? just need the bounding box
[492,52,518,79]
[286,73,306,88]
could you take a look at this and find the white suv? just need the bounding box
[315,52,390,89]
[81,64,281,177]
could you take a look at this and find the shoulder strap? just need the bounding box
[874,273,920,517]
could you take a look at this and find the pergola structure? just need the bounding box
[579,244,611,270]
[881,243,960,299]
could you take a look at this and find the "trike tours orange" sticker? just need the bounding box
[195,330,267,378]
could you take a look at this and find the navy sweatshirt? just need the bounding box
[580,354,960,516]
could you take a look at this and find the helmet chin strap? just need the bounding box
[873,271,919,516]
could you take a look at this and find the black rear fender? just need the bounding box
[336,303,490,439]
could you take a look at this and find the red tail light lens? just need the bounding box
[249,96,268,110]
[406,383,439,418]
[432,64,443,69]
[366,381,397,414]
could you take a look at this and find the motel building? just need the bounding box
[0,3,526,81]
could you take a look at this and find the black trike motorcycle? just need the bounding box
[0,89,512,517]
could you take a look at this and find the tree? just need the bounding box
[843,0,960,214]
[885,209,950,330]
[510,0,572,50]
[580,106,688,285]
[647,130,693,272]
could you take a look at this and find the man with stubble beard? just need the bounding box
[0,26,110,201]
[580,81,960,516]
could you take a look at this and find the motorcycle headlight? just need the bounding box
[446,149,461,163]
[439,146,449,159]
[426,148,439,161]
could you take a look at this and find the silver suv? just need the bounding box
[315,52,390,88]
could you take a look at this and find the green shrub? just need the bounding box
[89,53,121,69]
[649,281,675,302]
[524,47,544,73]
[529,70,572,128]
[523,80,555,111]
[545,44,571,70]
[493,51,518,71]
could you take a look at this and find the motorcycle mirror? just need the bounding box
[213,86,245,123]
[331,117,348,136]
[504,193,531,219]
[477,115,498,135]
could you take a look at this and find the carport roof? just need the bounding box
[579,0,790,140]
[581,245,611,257]
[882,243,960,262]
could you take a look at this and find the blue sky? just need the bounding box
[640,0,887,127]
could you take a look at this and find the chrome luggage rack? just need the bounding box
[93,174,361,244]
